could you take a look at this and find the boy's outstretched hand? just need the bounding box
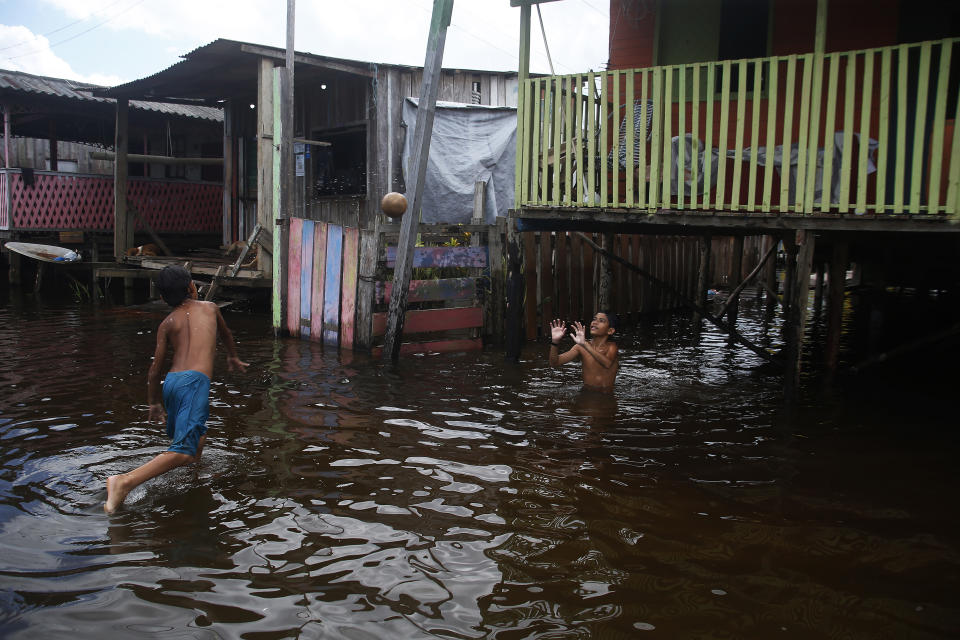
[549,319,567,344]
[571,321,587,345]
[227,356,249,372]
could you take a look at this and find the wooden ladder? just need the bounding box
[205,224,263,301]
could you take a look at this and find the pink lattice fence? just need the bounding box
[0,170,221,232]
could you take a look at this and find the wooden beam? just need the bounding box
[726,235,744,328]
[113,98,130,260]
[239,43,377,78]
[717,239,776,318]
[383,0,454,361]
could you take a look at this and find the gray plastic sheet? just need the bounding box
[402,98,516,224]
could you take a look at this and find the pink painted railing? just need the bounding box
[0,169,221,232]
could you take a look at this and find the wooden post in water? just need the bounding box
[763,234,779,315]
[786,230,815,390]
[782,234,798,318]
[273,0,295,335]
[505,215,523,361]
[598,232,614,311]
[726,235,744,329]
[383,0,454,361]
[813,260,826,316]
[825,241,849,371]
[694,233,712,324]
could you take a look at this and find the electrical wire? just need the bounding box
[4,0,150,62]
[0,0,133,53]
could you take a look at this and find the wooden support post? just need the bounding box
[471,180,486,228]
[813,260,825,316]
[7,249,20,285]
[222,102,235,247]
[113,98,130,260]
[825,241,848,371]
[487,216,506,344]
[32,261,43,292]
[598,232,614,312]
[763,234,779,315]
[782,234,797,318]
[505,214,523,361]
[272,63,287,335]
[694,234,711,324]
[726,235,744,329]
[257,57,276,277]
[48,121,58,172]
[383,0,454,361]
[785,230,815,390]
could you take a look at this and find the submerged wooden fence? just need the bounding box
[517,38,960,216]
[373,224,499,356]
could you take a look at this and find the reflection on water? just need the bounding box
[0,295,958,638]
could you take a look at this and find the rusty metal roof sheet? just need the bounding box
[0,68,221,121]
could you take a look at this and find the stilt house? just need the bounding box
[508,0,960,382]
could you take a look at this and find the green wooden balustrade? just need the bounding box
[515,38,960,216]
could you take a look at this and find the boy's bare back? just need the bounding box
[156,299,226,378]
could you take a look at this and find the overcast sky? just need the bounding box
[0,0,609,87]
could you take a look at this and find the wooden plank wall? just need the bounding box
[521,232,769,340]
[372,224,495,356]
[285,217,359,348]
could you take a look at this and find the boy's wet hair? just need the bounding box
[600,310,618,332]
[157,265,192,307]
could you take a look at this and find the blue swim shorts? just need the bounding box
[162,370,211,456]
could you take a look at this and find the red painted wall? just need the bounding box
[609,0,903,69]
[608,0,657,70]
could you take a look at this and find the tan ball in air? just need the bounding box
[381,192,408,218]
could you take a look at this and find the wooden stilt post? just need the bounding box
[825,240,848,371]
[786,229,815,390]
[487,216,506,344]
[598,232,614,311]
[383,0,455,361]
[113,98,130,260]
[813,260,825,316]
[782,234,797,318]
[505,214,523,361]
[694,234,711,324]
[763,234,779,315]
[726,235,744,329]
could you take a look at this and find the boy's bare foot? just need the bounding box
[104,475,129,513]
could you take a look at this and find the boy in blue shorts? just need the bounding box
[105,265,248,512]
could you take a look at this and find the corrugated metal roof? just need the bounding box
[0,68,221,121]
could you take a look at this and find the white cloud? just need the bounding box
[35,0,608,77]
[0,24,122,85]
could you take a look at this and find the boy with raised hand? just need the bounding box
[549,312,619,393]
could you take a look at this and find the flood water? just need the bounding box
[1,288,958,639]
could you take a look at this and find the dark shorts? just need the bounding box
[162,370,210,456]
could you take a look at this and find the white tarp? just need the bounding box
[402,98,516,224]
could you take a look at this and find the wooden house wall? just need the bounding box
[282,65,517,350]
[610,0,933,69]
[3,138,114,174]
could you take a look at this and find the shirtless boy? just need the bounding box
[105,265,248,513]
[549,312,619,393]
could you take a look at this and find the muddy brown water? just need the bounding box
[0,291,957,638]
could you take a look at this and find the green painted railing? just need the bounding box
[515,38,960,216]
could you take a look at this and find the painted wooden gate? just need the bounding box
[372,225,493,356]
[285,217,360,348]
